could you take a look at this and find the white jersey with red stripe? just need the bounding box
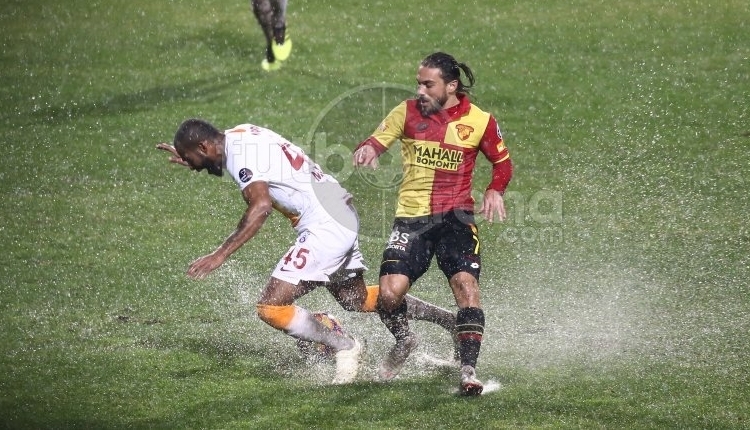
[224,124,352,231]
[223,123,365,284]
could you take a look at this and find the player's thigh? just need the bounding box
[435,217,481,280]
[379,219,435,284]
[258,276,316,305]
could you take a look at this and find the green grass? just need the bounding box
[1,0,749,428]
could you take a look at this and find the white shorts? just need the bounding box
[271,212,367,285]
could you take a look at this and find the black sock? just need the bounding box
[378,299,410,341]
[456,307,485,367]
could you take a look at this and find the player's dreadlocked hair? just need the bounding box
[173,118,222,154]
[421,52,475,95]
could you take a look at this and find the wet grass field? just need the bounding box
[1,0,748,428]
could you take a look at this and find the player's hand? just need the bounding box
[186,252,225,279]
[156,142,190,167]
[352,145,379,168]
[480,189,507,223]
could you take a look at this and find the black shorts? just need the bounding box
[379,210,481,284]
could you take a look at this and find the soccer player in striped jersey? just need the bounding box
[353,52,513,396]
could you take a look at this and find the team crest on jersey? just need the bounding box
[416,122,429,131]
[239,168,253,183]
[455,124,475,140]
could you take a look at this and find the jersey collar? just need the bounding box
[433,93,471,123]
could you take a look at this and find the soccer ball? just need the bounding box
[296,312,345,361]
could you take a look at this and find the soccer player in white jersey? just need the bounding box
[156,118,456,384]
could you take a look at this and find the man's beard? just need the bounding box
[198,155,223,177]
[418,94,447,116]
[206,163,223,176]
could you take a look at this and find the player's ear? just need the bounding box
[197,140,211,155]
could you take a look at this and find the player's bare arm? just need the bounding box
[155,143,190,167]
[186,181,273,279]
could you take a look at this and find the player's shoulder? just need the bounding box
[464,103,498,132]
[467,102,493,118]
[225,123,251,133]
[225,123,271,135]
[226,124,291,147]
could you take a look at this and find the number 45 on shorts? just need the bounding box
[282,247,310,270]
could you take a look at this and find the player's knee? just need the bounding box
[450,272,480,303]
[256,304,295,330]
[449,270,478,286]
[376,275,410,311]
[376,287,404,313]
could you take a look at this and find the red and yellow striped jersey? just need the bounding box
[359,94,511,218]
